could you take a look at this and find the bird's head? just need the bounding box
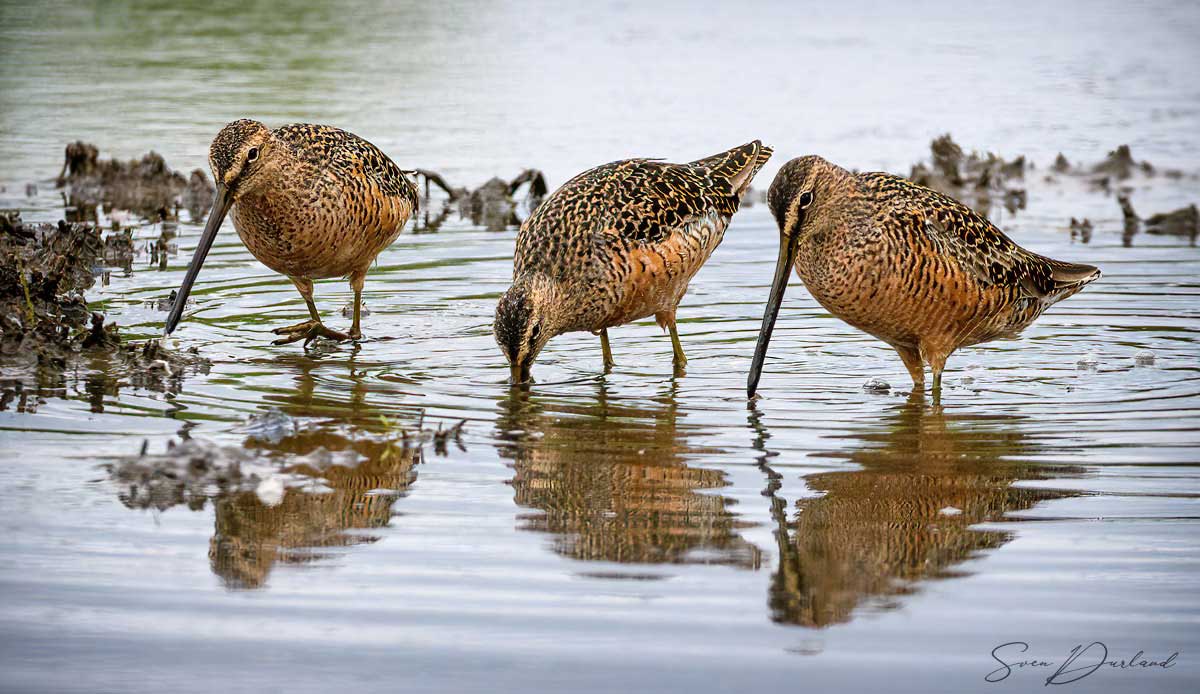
[767,155,846,241]
[748,155,841,397]
[208,119,274,197]
[164,119,274,337]
[494,275,564,384]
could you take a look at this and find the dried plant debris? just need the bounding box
[410,168,547,231]
[433,418,467,455]
[0,335,211,414]
[56,140,215,221]
[908,134,1028,218]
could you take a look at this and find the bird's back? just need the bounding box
[515,141,771,279]
[863,172,1099,300]
[273,123,419,209]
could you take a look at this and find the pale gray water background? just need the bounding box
[1,1,1199,692]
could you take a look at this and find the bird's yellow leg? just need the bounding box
[271,276,321,333]
[920,343,948,398]
[600,328,615,372]
[348,270,366,341]
[895,344,926,390]
[302,294,321,323]
[272,276,349,345]
[668,323,687,370]
[654,310,687,375]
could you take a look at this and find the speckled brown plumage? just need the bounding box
[496,141,772,381]
[749,155,1101,395]
[165,119,418,344]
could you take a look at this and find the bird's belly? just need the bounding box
[231,197,408,279]
[798,260,1020,350]
[603,267,692,328]
[596,216,726,329]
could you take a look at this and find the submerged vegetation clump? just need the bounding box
[411,167,547,231]
[1114,194,1199,247]
[105,410,466,588]
[1144,203,1199,244]
[908,134,1028,218]
[908,136,1197,248]
[110,410,467,513]
[1090,144,1155,180]
[1069,217,1094,243]
[0,143,228,408]
[56,140,215,221]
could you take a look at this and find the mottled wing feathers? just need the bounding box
[688,140,774,196]
[516,142,772,279]
[273,123,419,210]
[863,172,1099,303]
[1045,257,1102,283]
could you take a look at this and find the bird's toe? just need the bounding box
[272,319,319,335]
[269,321,350,346]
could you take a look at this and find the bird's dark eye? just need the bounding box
[799,191,814,209]
[246,147,259,163]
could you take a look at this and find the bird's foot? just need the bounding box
[271,321,351,346]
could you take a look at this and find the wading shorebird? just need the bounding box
[164,119,418,345]
[748,155,1100,396]
[495,141,773,382]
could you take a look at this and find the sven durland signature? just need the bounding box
[986,641,1179,685]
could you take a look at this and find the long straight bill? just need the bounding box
[747,231,801,397]
[164,184,231,336]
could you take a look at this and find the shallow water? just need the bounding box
[2,1,1200,692]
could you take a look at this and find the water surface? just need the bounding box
[1,1,1199,692]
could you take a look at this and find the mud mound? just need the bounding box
[0,211,209,413]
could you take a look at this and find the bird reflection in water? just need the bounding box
[496,384,760,568]
[750,393,1081,627]
[209,353,427,589]
[98,352,432,589]
[208,435,421,590]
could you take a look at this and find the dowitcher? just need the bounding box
[164,119,418,344]
[495,141,773,382]
[748,155,1100,396]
